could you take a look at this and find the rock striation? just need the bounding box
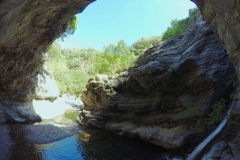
[0,0,94,123]
[191,0,240,113]
[78,19,235,149]
[190,1,240,158]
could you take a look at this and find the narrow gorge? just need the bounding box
[0,0,240,159]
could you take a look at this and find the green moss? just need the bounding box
[183,106,199,118]
[64,111,78,121]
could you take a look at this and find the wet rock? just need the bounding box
[4,101,41,123]
[79,19,235,149]
[0,125,14,160]
[202,141,229,159]
[105,122,197,149]
[5,110,26,123]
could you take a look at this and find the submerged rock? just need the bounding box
[78,19,235,150]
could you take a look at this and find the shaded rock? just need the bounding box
[219,132,240,160]
[191,0,240,114]
[0,125,14,160]
[105,122,197,149]
[0,0,94,122]
[78,19,235,150]
[202,141,229,159]
[3,101,41,123]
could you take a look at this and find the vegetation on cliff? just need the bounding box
[46,36,161,95]
[47,8,198,96]
[60,15,79,41]
[162,8,198,40]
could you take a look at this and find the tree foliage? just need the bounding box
[205,99,227,127]
[47,8,199,95]
[60,15,79,41]
[130,36,162,56]
[162,8,198,41]
[46,41,98,95]
[93,40,136,75]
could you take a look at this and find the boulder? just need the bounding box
[202,141,230,159]
[78,19,235,150]
[200,128,240,159]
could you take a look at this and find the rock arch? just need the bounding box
[0,0,94,122]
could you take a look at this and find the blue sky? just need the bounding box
[59,0,196,51]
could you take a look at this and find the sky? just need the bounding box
[59,0,196,51]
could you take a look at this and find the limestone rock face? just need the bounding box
[78,19,235,149]
[191,0,240,113]
[0,0,94,122]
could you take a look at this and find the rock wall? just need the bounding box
[191,0,240,113]
[0,0,94,122]
[78,19,235,150]
[190,1,240,158]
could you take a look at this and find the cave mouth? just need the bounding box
[49,0,197,97]
[1,0,240,159]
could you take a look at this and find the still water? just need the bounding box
[4,125,183,160]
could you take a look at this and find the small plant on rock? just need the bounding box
[205,98,227,127]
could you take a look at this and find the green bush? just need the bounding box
[46,41,97,96]
[183,107,199,118]
[130,36,162,56]
[92,40,136,75]
[205,99,227,127]
[47,8,198,95]
[162,8,198,41]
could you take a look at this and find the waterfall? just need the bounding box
[186,103,232,160]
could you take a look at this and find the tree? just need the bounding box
[47,41,63,61]
[93,40,136,75]
[130,36,162,56]
[162,8,198,41]
[60,15,79,41]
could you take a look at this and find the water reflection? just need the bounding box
[38,128,177,160]
[4,125,182,160]
[8,124,43,160]
[39,136,84,160]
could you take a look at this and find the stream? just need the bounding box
[0,123,183,160]
[2,95,231,160]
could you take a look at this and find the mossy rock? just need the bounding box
[64,109,78,121]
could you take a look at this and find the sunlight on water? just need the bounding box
[40,136,84,160]
[34,130,182,160]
